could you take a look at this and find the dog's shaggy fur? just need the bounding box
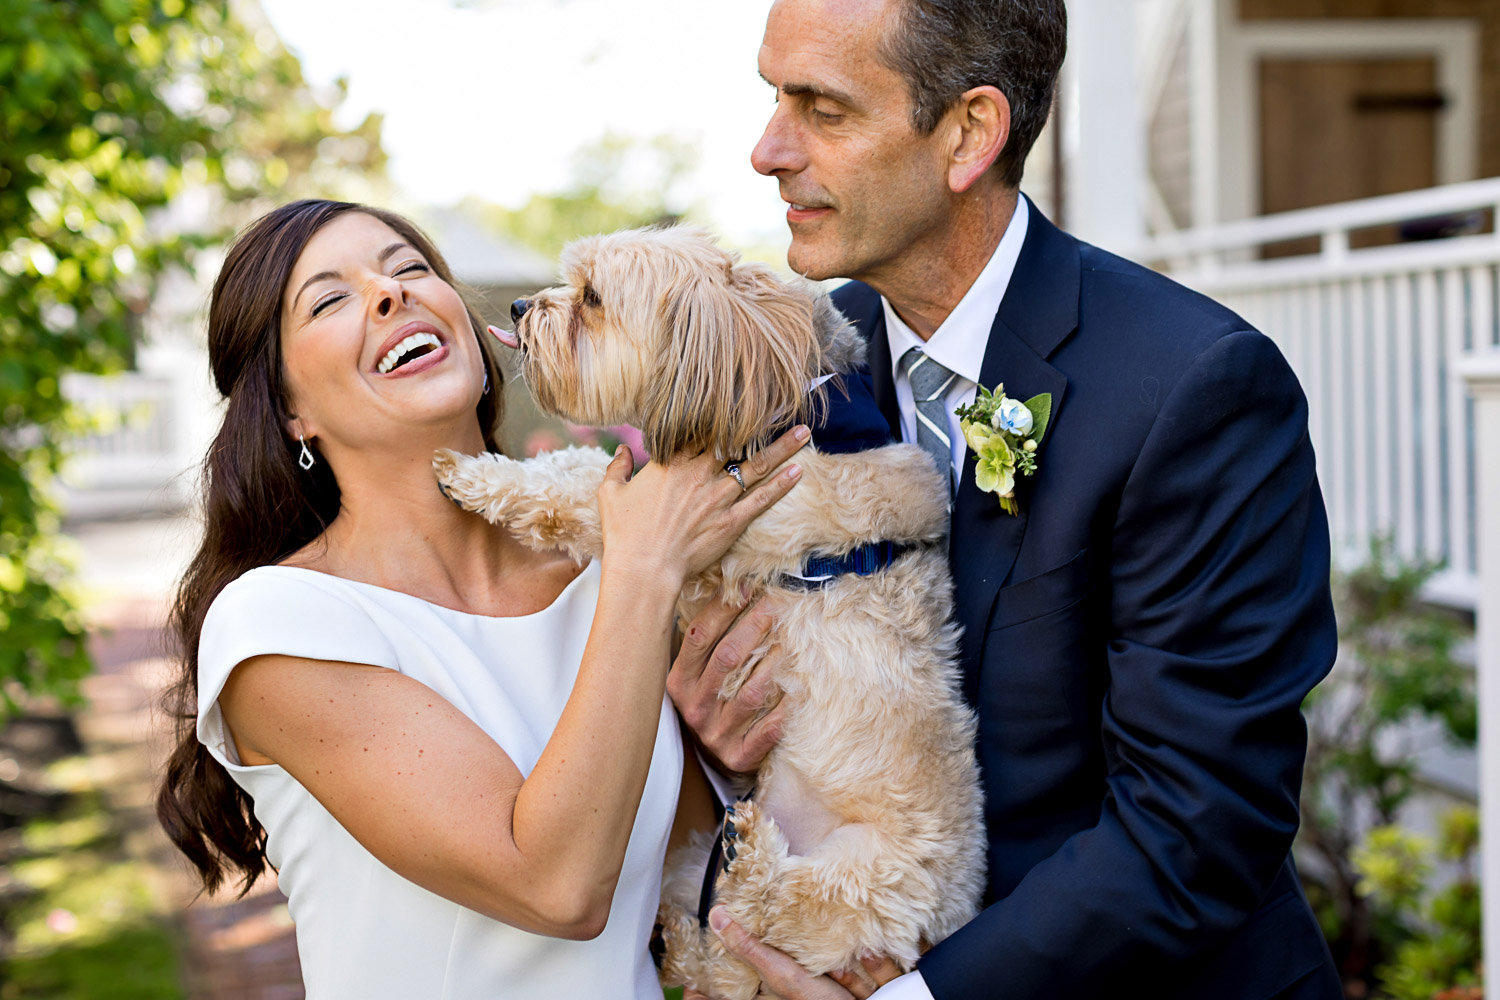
[433,227,985,999]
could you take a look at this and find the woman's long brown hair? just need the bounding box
[155,199,506,895]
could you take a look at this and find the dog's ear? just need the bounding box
[637,261,824,460]
[811,292,865,373]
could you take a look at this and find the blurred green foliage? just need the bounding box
[0,764,184,999]
[1297,538,1475,991]
[1352,807,1482,1000]
[474,132,698,260]
[0,0,383,713]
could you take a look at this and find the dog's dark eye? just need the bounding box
[583,286,602,308]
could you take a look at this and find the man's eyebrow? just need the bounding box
[293,243,415,312]
[780,81,858,108]
[758,70,858,109]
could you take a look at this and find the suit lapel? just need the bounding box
[948,200,1080,695]
[852,199,1082,698]
[864,304,903,441]
[949,316,1069,699]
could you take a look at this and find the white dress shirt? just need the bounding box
[884,195,1030,490]
[872,198,1029,1000]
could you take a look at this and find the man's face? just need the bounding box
[752,0,954,284]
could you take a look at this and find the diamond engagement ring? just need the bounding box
[725,463,746,492]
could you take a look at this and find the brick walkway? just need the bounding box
[75,514,305,999]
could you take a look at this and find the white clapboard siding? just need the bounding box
[1136,177,1500,610]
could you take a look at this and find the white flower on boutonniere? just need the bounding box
[992,396,1033,436]
[955,383,1052,516]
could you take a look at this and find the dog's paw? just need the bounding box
[706,935,763,1000]
[432,449,486,509]
[431,448,524,521]
[715,800,789,909]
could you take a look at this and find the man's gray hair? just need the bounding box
[878,0,1067,189]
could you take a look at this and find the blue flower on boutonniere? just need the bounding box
[954,384,1052,515]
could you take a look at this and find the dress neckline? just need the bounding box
[252,559,597,622]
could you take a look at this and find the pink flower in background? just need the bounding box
[561,423,649,465]
[563,424,601,447]
[523,429,568,457]
[527,424,649,464]
[46,909,78,935]
[607,424,649,466]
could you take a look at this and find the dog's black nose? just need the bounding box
[510,299,531,323]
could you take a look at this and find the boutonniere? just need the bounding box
[954,384,1052,515]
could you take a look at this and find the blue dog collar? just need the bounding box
[779,540,915,590]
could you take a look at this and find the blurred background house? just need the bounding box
[5,0,1499,997]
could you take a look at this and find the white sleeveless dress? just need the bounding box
[195,561,682,1000]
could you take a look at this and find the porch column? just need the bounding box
[1064,0,1146,251]
[1460,350,1500,975]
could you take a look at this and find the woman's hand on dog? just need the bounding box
[684,907,903,1000]
[597,426,809,591]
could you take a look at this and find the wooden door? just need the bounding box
[1259,56,1440,255]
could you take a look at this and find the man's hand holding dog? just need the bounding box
[669,583,788,778]
[679,906,902,1000]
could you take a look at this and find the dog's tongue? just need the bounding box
[490,326,521,349]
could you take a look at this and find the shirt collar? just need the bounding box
[883,195,1030,386]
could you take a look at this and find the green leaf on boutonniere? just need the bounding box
[1024,393,1052,444]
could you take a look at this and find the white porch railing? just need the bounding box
[57,365,205,519]
[60,371,179,486]
[1136,177,1500,611]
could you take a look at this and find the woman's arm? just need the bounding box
[219,432,807,939]
[220,560,678,939]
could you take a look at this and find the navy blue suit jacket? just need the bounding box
[819,201,1340,999]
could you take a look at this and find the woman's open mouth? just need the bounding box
[373,320,453,378]
[378,331,443,374]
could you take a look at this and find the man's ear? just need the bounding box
[947,85,1011,194]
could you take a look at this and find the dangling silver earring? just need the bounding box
[482,368,491,395]
[298,434,315,471]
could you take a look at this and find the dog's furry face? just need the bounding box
[511,226,862,460]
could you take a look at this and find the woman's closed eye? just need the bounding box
[311,291,344,317]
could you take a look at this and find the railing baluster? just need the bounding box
[1418,270,1444,567]
[1350,279,1372,553]
[1301,284,1325,490]
[1393,273,1418,562]
[1474,264,1496,359]
[1326,281,1349,561]
[1371,275,1394,540]
[1283,285,1301,371]
[1444,268,1472,577]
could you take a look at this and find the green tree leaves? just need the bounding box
[0,0,385,711]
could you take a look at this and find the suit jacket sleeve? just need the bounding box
[919,329,1337,998]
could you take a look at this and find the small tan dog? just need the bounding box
[433,227,984,1000]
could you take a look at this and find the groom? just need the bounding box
[668,0,1342,997]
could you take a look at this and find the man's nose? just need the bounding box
[751,107,799,177]
[511,299,530,323]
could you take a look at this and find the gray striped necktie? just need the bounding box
[900,347,957,497]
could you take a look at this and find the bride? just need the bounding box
[154,198,808,998]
